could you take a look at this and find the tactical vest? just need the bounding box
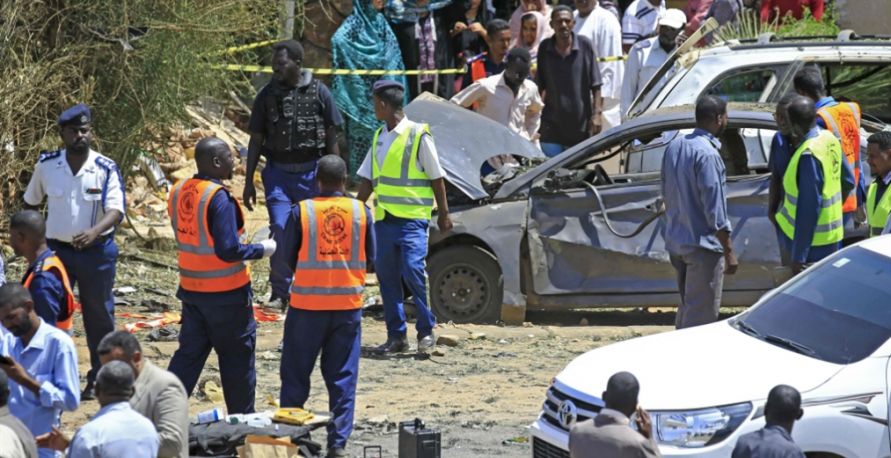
[290,197,368,310]
[263,79,327,162]
[867,181,891,237]
[775,130,845,247]
[817,101,861,213]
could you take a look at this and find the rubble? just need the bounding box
[436,334,461,347]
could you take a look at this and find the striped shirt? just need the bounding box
[621,0,665,46]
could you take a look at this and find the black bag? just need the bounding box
[188,422,322,457]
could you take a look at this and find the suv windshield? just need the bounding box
[734,247,891,364]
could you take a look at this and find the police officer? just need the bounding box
[23,103,124,400]
[793,66,865,225]
[9,210,76,331]
[167,137,276,414]
[279,155,374,458]
[243,39,344,311]
[865,131,891,237]
[774,96,853,275]
[356,79,452,353]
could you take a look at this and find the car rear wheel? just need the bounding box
[429,245,503,323]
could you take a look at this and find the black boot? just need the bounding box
[376,335,409,354]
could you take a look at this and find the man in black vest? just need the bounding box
[243,40,345,310]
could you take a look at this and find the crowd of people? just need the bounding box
[329,0,828,175]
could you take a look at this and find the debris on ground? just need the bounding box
[436,334,461,347]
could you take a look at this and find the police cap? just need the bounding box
[372,79,404,95]
[58,104,92,127]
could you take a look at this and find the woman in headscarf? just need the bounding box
[511,11,547,65]
[447,0,491,64]
[508,0,552,43]
[332,0,408,180]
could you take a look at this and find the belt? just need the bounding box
[270,159,318,173]
[49,234,113,249]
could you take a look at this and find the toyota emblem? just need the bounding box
[557,399,578,429]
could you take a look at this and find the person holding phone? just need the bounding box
[568,371,661,457]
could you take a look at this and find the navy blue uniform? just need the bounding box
[167,176,265,414]
[22,249,67,326]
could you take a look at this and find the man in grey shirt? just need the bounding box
[0,371,38,458]
[732,385,805,458]
[98,331,189,458]
[660,95,738,329]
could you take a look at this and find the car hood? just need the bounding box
[556,321,844,410]
[404,94,544,200]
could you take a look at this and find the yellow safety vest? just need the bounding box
[867,180,891,237]
[370,122,435,221]
[775,130,844,246]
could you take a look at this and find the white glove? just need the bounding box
[260,239,277,258]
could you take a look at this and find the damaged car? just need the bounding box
[406,96,883,324]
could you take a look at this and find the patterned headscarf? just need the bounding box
[332,0,408,129]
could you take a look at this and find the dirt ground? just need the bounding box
[0,162,718,457]
[5,242,707,457]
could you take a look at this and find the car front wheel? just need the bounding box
[428,245,503,324]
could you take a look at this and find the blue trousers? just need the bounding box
[262,163,318,300]
[541,142,568,158]
[48,237,117,385]
[280,308,361,449]
[168,301,257,414]
[375,218,436,338]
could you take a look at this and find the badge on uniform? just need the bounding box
[85,188,102,195]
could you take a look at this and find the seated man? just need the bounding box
[37,361,160,458]
[98,331,189,458]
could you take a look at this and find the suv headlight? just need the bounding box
[654,402,752,447]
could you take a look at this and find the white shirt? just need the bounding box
[574,5,624,101]
[24,149,125,243]
[357,118,445,181]
[68,402,159,458]
[0,424,28,458]
[621,36,671,119]
[450,73,544,142]
[622,0,665,45]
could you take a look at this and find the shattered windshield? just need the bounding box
[404,95,545,201]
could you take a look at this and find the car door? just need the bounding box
[524,122,788,306]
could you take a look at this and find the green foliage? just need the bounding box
[713,5,840,44]
[0,0,279,216]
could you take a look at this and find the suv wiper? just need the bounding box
[733,319,762,338]
[764,334,817,357]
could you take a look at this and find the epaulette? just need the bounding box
[38,150,62,163]
[94,155,119,171]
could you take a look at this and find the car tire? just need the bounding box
[429,245,503,324]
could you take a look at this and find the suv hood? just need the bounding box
[404,94,544,200]
[556,321,844,410]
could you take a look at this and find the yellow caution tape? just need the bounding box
[215,55,624,75]
[218,40,278,55]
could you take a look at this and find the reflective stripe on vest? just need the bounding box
[290,197,367,310]
[867,181,891,237]
[817,102,861,212]
[370,123,435,220]
[168,179,251,293]
[23,254,76,330]
[775,130,845,246]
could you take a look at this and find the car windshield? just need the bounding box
[734,247,891,365]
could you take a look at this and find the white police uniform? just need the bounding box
[24,149,125,242]
[22,103,126,395]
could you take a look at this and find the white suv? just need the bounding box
[531,236,891,457]
[627,32,891,126]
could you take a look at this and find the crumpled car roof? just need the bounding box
[404,94,545,200]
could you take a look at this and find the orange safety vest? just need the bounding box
[817,101,861,213]
[168,178,251,293]
[23,253,76,330]
[470,59,487,83]
[289,197,368,310]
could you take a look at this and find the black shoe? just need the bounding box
[326,447,347,458]
[81,384,95,401]
[376,336,409,354]
[417,332,436,353]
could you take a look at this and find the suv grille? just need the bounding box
[532,438,569,458]
[541,385,603,432]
